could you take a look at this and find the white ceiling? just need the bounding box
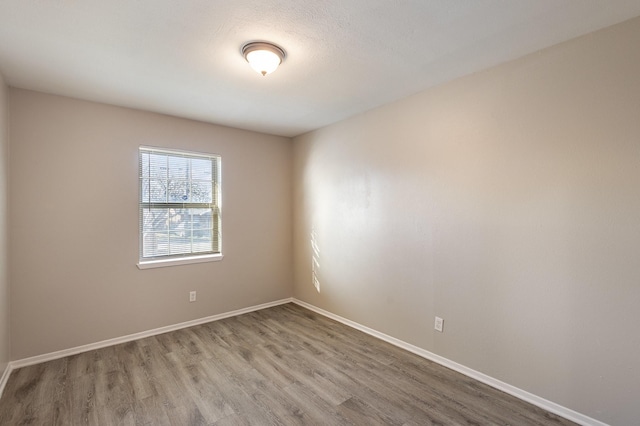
[1,1,640,137]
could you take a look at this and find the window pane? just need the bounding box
[191,208,212,233]
[141,179,168,203]
[193,209,212,250]
[168,180,189,202]
[143,232,169,257]
[193,235,212,253]
[191,158,212,180]
[169,235,192,255]
[141,178,149,203]
[140,152,149,178]
[191,181,212,203]
[149,154,167,179]
[168,208,188,232]
[143,208,169,232]
[168,156,188,179]
[151,180,168,203]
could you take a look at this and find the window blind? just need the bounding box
[139,147,221,260]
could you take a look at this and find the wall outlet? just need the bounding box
[434,316,444,332]
[189,291,197,302]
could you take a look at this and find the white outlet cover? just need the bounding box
[434,316,444,332]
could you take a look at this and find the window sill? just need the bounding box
[137,253,223,269]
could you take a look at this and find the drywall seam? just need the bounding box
[292,298,608,426]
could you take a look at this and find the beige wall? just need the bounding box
[293,16,640,425]
[0,73,10,376]
[9,89,292,359]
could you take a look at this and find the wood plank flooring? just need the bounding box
[0,303,576,425]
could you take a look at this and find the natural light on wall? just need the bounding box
[311,228,321,292]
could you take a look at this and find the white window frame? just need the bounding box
[137,146,223,269]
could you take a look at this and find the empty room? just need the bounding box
[0,1,639,425]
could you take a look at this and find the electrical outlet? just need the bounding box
[189,291,197,302]
[434,316,444,332]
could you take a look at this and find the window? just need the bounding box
[138,146,221,268]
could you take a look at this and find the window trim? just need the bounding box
[137,253,224,269]
[138,145,222,268]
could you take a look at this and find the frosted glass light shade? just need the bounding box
[242,42,286,76]
[246,49,281,75]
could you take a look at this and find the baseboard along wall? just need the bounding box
[0,363,11,401]
[0,298,293,399]
[291,299,608,426]
[0,297,608,426]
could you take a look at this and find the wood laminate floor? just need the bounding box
[0,303,576,425]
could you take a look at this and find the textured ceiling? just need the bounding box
[1,1,640,137]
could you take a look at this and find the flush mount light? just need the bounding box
[241,41,286,76]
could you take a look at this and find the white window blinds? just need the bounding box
[139,147,221,260]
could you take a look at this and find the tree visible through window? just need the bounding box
[139,147,221,261]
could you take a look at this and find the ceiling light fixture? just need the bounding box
[242,41,286,76]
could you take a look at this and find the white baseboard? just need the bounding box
[1,297,609,426]
[0,362,13,400]
[9,297,293,370]
[292,298,608,426]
